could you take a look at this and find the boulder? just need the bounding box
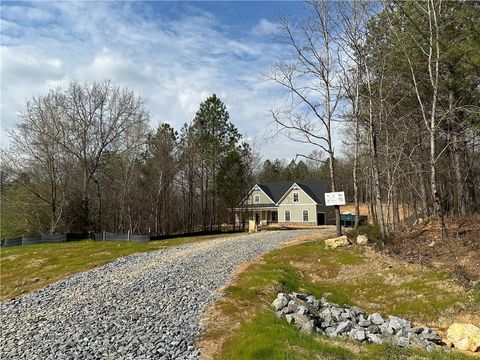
[446,323,480,352]
[356,235,368,245]
[324,236,349,249]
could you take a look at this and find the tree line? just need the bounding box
[2,1,479,241]
[268,0,479,238]
[1,82,252,237]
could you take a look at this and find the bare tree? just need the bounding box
[6,92,70,233]
[268,0,344,236]
[52,80,149,231]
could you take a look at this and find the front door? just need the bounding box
[317,213,326,225]
[271,211,278,223]
[255,213,260,224]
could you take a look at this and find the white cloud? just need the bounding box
[0,2,320,160]
[251,18,280,37]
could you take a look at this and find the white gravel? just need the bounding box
[0,229,327,359]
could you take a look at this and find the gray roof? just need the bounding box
[256,180,330,204]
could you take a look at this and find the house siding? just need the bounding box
[316,204,336,225]
[278,186,317,225]
[244,188,274,205]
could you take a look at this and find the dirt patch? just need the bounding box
[386,215,480,286]
[90,251,111,256]
[2,254,21,261]
[24,258,48,268]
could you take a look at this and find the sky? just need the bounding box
[0,1,326,160]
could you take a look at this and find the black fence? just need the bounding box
[1,232,148,247]
[1,229,243,248]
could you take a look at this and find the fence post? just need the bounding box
[103,230,105,241]
[127,230,130,242]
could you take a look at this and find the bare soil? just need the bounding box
[386,215,480,287]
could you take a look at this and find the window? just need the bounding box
[254,195,260,203]
[293,192,299,203]
[303,210,309,222]
[285,210,290,222]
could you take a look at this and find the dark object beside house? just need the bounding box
[340,213,368,228]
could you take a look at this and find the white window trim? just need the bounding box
[302,209,309,222]
[254,195,260,203]
[292,192,299,203]
[285,210,291,222]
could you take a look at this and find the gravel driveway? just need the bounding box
[1,229,329,359]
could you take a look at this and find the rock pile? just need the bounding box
[272,292,445,350]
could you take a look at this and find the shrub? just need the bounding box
[345,224,389,246]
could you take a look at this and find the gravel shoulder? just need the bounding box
[0,229,329,359]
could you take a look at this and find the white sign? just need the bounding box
[325,191,346,206]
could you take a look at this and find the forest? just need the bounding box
[1,1,479,239]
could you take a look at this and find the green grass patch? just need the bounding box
[0,232,241,301]
[205,235,478,359]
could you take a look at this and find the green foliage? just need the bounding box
[346,224,388,246]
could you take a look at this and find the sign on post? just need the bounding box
[324,191,346,206]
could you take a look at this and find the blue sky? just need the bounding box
[0,1,325,159]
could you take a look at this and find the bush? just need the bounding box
[345,224,389,246]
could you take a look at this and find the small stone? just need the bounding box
[367,325,380,334]
[368,313,384,325]
[350,306,365,316]
[325,327,338,338]
[350,328,366,342]
[272,297,288,311]
[393,336,410,348]
[356,235,368,245]
[336,320,353,334]
[367,332,383,344]
[306,295,316,304]
[290,313,310,328]
[297,306,308,315]
[387,315,410,332]
[300,320,315,333]
[379,323,395,336]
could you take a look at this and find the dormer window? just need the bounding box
[293,192,299,203]
[254,195,260,203]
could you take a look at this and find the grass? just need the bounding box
[0,232,241,301]
[202,234,479,359]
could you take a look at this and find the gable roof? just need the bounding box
[255,180,330,205]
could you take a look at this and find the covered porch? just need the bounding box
[234,206,278,226]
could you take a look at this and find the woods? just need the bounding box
[1,87,252,237]
[268,0,479,239]
[1,1,479,241]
